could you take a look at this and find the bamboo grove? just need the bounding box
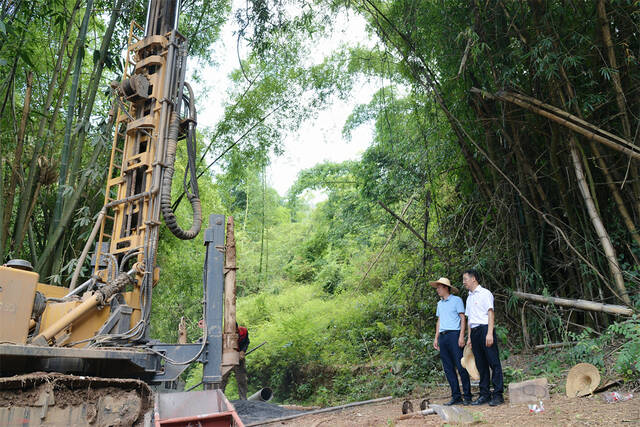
[345,0,640,341]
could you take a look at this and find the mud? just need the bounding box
[0,372,153,426]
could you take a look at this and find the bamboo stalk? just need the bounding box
[50,0,95,237]
[534,342,573,350]
[471,88,640,160]
[2,71,33,247]
[567,136,630,305]
[513,291,634,316]
[597,0,631,139]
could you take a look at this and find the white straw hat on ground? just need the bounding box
[566,363,600,397]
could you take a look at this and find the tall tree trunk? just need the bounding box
[0,1,33,118]
[596,0,640,225]
[421,191,430,271]
[49,0,95,240]
[597,0,631,139]
[68,0,125,186]
[0,155,4,261]
[36,142,104,272]
[568,136,630,305]
[589,142,640,247]
[12,0,82,252]
[1,71,33,254]
[258,168,266,282]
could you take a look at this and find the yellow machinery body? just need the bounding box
[0,266,38,344]
[0,1,243,424]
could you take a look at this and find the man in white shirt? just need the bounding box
[463,269,504,406]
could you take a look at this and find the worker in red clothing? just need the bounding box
[221,322,249,399]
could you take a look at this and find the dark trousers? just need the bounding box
[438,331,472,400]
[470,325,503,399]
[221,358,248,400]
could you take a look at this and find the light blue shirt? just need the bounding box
[436,294,465,332]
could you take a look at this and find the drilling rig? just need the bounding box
[0,1,242,425]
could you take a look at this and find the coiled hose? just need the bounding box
[160,110,202,239]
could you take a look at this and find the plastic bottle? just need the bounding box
[603,391,633,403]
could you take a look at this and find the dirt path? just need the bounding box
[275,388,639,426]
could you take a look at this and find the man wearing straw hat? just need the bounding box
[431,277,473,406]
[463,269,504,406]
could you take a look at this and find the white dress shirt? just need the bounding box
[465,285,494,328]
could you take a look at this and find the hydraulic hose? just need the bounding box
[160,111,202,239]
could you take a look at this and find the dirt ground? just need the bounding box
[275,387,640,426]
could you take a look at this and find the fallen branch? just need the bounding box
[471,88,640,160]
[514,291,634,316]
[534,342,573,351]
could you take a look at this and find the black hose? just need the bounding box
[160,111,202,239]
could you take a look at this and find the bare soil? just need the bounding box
[276,387,640,426]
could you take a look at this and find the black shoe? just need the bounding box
[471,396,491,406]
[444,398,463,406]
[462,399,473,406]
[489,395,504,406]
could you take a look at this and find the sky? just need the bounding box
[191,4,379,198]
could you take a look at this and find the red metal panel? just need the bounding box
[158,411,236,426]
[154,389,244,427]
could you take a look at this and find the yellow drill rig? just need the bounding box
[0,1,242,425]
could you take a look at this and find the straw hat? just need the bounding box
[460,345,480,380]
[429,277,458,294]
[565,363,601,397]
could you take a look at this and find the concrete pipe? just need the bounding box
[248,388,273,402]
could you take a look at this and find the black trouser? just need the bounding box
[221,358,248,400]
[438,330,472,401]
[470,325,503,399]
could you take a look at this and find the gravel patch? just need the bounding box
[231,400,303,425]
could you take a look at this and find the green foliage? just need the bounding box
[528,317,640,388]
[607,317,640,381]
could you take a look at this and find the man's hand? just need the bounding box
[433,336,439,351]
[239,351,246,360]
[485,333,494,347]
[467,337,472,349]
[458,336,465,348]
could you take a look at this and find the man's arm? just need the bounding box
[458,313,466,347]
[486,309,494,347]
[433,318,440,350]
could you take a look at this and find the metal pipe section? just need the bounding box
[248,388,273,402]
[32,294,102,345]
[244,396,393,426]
[173,0,181,31]
[144,0,152,34]
[221,217,239,371]
[65,278,93,298]
[69,209,105,290]
[33,269,137,346]
[202,214,225,387]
